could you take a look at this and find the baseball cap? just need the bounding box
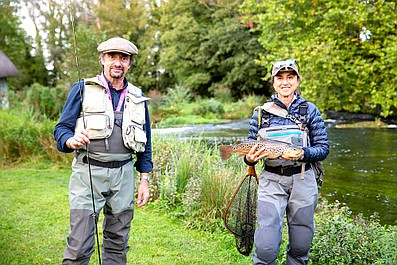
[97,37,138,55]
[271,59,300,78]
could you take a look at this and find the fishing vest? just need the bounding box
[257,103,309,167]
[75,77,149,153]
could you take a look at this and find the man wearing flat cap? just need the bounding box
[54,37,153,264]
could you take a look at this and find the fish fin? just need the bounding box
[219,145,234,161]
[237,153,245,157]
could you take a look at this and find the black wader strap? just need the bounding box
[82,156,131,168]
[75,151,131,168]
[265,164,311,176]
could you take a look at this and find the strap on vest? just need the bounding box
[259,102,308,130]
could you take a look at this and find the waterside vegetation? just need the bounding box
[0,108,396,264]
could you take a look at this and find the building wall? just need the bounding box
[0,78,9,109]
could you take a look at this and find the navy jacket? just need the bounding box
[53,76,153,173]
[248,94,329,163]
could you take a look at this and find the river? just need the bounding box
[154,119,397,225]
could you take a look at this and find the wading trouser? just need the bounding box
[252,168,318,265]
[62,155,135,265]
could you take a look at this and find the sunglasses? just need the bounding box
[272,59,300,77]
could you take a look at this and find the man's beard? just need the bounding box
[109,67,125,79]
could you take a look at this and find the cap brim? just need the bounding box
[102,49,133,55]
[273,68,299,77]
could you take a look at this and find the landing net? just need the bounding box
[223,166,258,256]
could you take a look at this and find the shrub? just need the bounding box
[25,83,68,120]
[157,84,192,117]
[311,200,397,264]
[0,110,42,164]
[224,94,265,119]
[192,98,225,117]
[0,110,71,166]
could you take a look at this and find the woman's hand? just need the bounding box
[282,150,304,160]
[245,144,269,163]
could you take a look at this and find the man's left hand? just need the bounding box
[136,175,150,207]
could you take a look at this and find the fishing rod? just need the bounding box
[69,3,102,264]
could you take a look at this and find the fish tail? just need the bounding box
[219,145,234,161]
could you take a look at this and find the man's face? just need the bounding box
[101,52,131,81]
[273,71,300,97]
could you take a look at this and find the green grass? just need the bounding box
[0,166,252,265]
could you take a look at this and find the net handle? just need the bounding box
[223,165,258,235]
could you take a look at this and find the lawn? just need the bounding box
[0,166,252,265]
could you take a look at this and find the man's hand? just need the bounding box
[66,129,90,149]
[136,174,150,207]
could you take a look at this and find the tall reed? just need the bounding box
[151,133,245,222]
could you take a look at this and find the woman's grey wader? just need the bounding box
[252,168,317,265]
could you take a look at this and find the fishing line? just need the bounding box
[69,2,102,264]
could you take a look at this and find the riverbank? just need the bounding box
[1,166,396,265]
[325,111,397,128]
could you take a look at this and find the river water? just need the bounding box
[154,119,397,225]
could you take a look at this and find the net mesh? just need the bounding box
[224,166,258,256]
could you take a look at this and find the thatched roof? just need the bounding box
[0,50,19,78]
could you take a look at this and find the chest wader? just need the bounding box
[64,83,147,265]
[252,103,318,265]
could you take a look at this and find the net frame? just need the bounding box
[223,165,258,256]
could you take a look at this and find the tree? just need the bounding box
[129,0,170,92]
[158,0,210,96]
[26,0,71,87]
[158,0,269,98]
[0,0,47,90]
[60,24,101,87]
[199,7,269,98]
[240,0,397,117]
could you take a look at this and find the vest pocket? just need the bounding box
[122,94,148,152]
[83,85,106,112]
[75,114,112,139]
[123,124,147,152]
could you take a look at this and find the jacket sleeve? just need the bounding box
[53,81,84,153]
[248,108,259,141]
[244,108,260,166]
[301,102,329,162]
[134,99,153,173]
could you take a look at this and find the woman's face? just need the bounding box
[273,71,300,97]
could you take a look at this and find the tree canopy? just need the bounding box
[240,0,397,117]
[1,0,396,117]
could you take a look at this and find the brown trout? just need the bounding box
[219,139,302,161]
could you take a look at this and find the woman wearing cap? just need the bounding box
[244,59,329,264]
[54,37,153,264]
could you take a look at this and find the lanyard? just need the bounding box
[98,73,127,112]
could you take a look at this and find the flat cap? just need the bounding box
[97,37,138,55]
